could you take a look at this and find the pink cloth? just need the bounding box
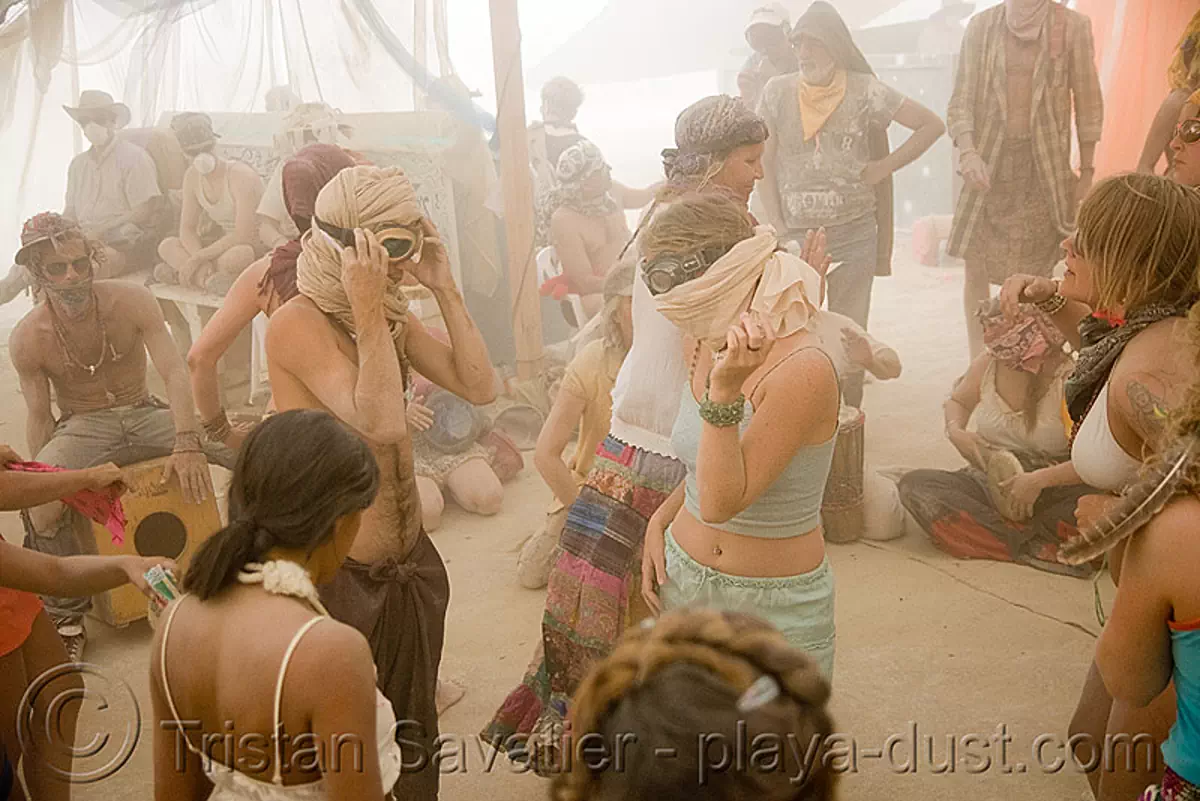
[7,462,127,545]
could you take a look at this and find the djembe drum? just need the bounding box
[88,456,222,627]
[822,406,866,544]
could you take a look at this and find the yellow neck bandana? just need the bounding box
[798,69,848,142]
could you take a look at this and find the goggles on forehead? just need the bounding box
[314,216,424,262]
[641,246,731,296]
[1176,118,1200,145]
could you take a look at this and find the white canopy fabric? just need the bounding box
[527,0,910,87]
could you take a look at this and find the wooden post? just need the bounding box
[413,0,428,109]
[489,0,543,380]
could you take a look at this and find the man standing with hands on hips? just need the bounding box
[758,1,944,407]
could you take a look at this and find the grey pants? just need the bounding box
[22,401,233,625]
[787,214,879,408]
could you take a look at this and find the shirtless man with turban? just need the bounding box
[266,165,495,800]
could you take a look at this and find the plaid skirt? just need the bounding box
[481,436,685,763]
[961,139,1063,285]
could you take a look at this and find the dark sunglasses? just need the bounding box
[314,216,424,262]
[39,254,95,281]
[1176,118,1200,145]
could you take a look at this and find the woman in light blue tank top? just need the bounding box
[637,194,841,681]
[1096,438,1200,800]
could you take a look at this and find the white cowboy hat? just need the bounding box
[63,90,132,129]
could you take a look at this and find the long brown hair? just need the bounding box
[551,609,836,801]
[183,410,379,600]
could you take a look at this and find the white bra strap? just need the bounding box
[158,597,204,757]
[271,616,327,785]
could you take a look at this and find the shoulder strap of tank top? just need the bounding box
[748,345,840,403]
[271,616,328,785]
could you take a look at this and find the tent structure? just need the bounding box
[0,0,545,376]
[527,0,909,87]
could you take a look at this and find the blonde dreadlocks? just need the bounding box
[551,609,836,801]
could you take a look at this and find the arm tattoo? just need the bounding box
[1126,379,1171,444]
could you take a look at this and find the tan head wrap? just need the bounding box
[654,226,821,351]
[296,165,422,347]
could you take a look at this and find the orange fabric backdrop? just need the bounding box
[1073,0,1200,176]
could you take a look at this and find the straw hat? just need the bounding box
[63,90,131,129]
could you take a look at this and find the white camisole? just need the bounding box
[158,563,402,800]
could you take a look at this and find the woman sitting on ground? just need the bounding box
[640,193,840,681]
[187,144,356,450]
[518,260,635,589]
[150,410,402,800]
[1095,300,1200,801]
[407,359,506,531]
[551,608,836,801]
[0,449,165,801]
[898,300,1096,576]
[1002,172,1200,801]
[157,112,264,294]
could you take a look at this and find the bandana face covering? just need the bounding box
[35,251,96,319]
[1005,0,1050,41]
[43,279,95,319]
[314,216,424,263]
[655,226,821,351]
[979,305,1065,374]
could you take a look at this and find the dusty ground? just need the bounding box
[0,241,1110,800]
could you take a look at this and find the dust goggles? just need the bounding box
[314,216,424,262]
[1176,118,1200,145]
[641,246,731,296]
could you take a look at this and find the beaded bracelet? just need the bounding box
[175,430,203,447]
[1035,292,1067,316]
[699,391,746,428]
[202,410,232,444]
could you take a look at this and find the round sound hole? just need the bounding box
[134,512,188,560]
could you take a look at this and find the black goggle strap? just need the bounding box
[643,246,731,294]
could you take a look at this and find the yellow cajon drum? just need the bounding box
[85,457,222,627]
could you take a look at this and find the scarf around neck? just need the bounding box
[1064,302,1192,425]
[1005,0,1051,42]
[798,69,848,142]
[654,226,821,351]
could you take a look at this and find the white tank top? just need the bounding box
[197,168,238,233]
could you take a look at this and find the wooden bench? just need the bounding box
[130,269,268,405]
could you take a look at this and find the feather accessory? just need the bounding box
[1059,435,1200,566]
